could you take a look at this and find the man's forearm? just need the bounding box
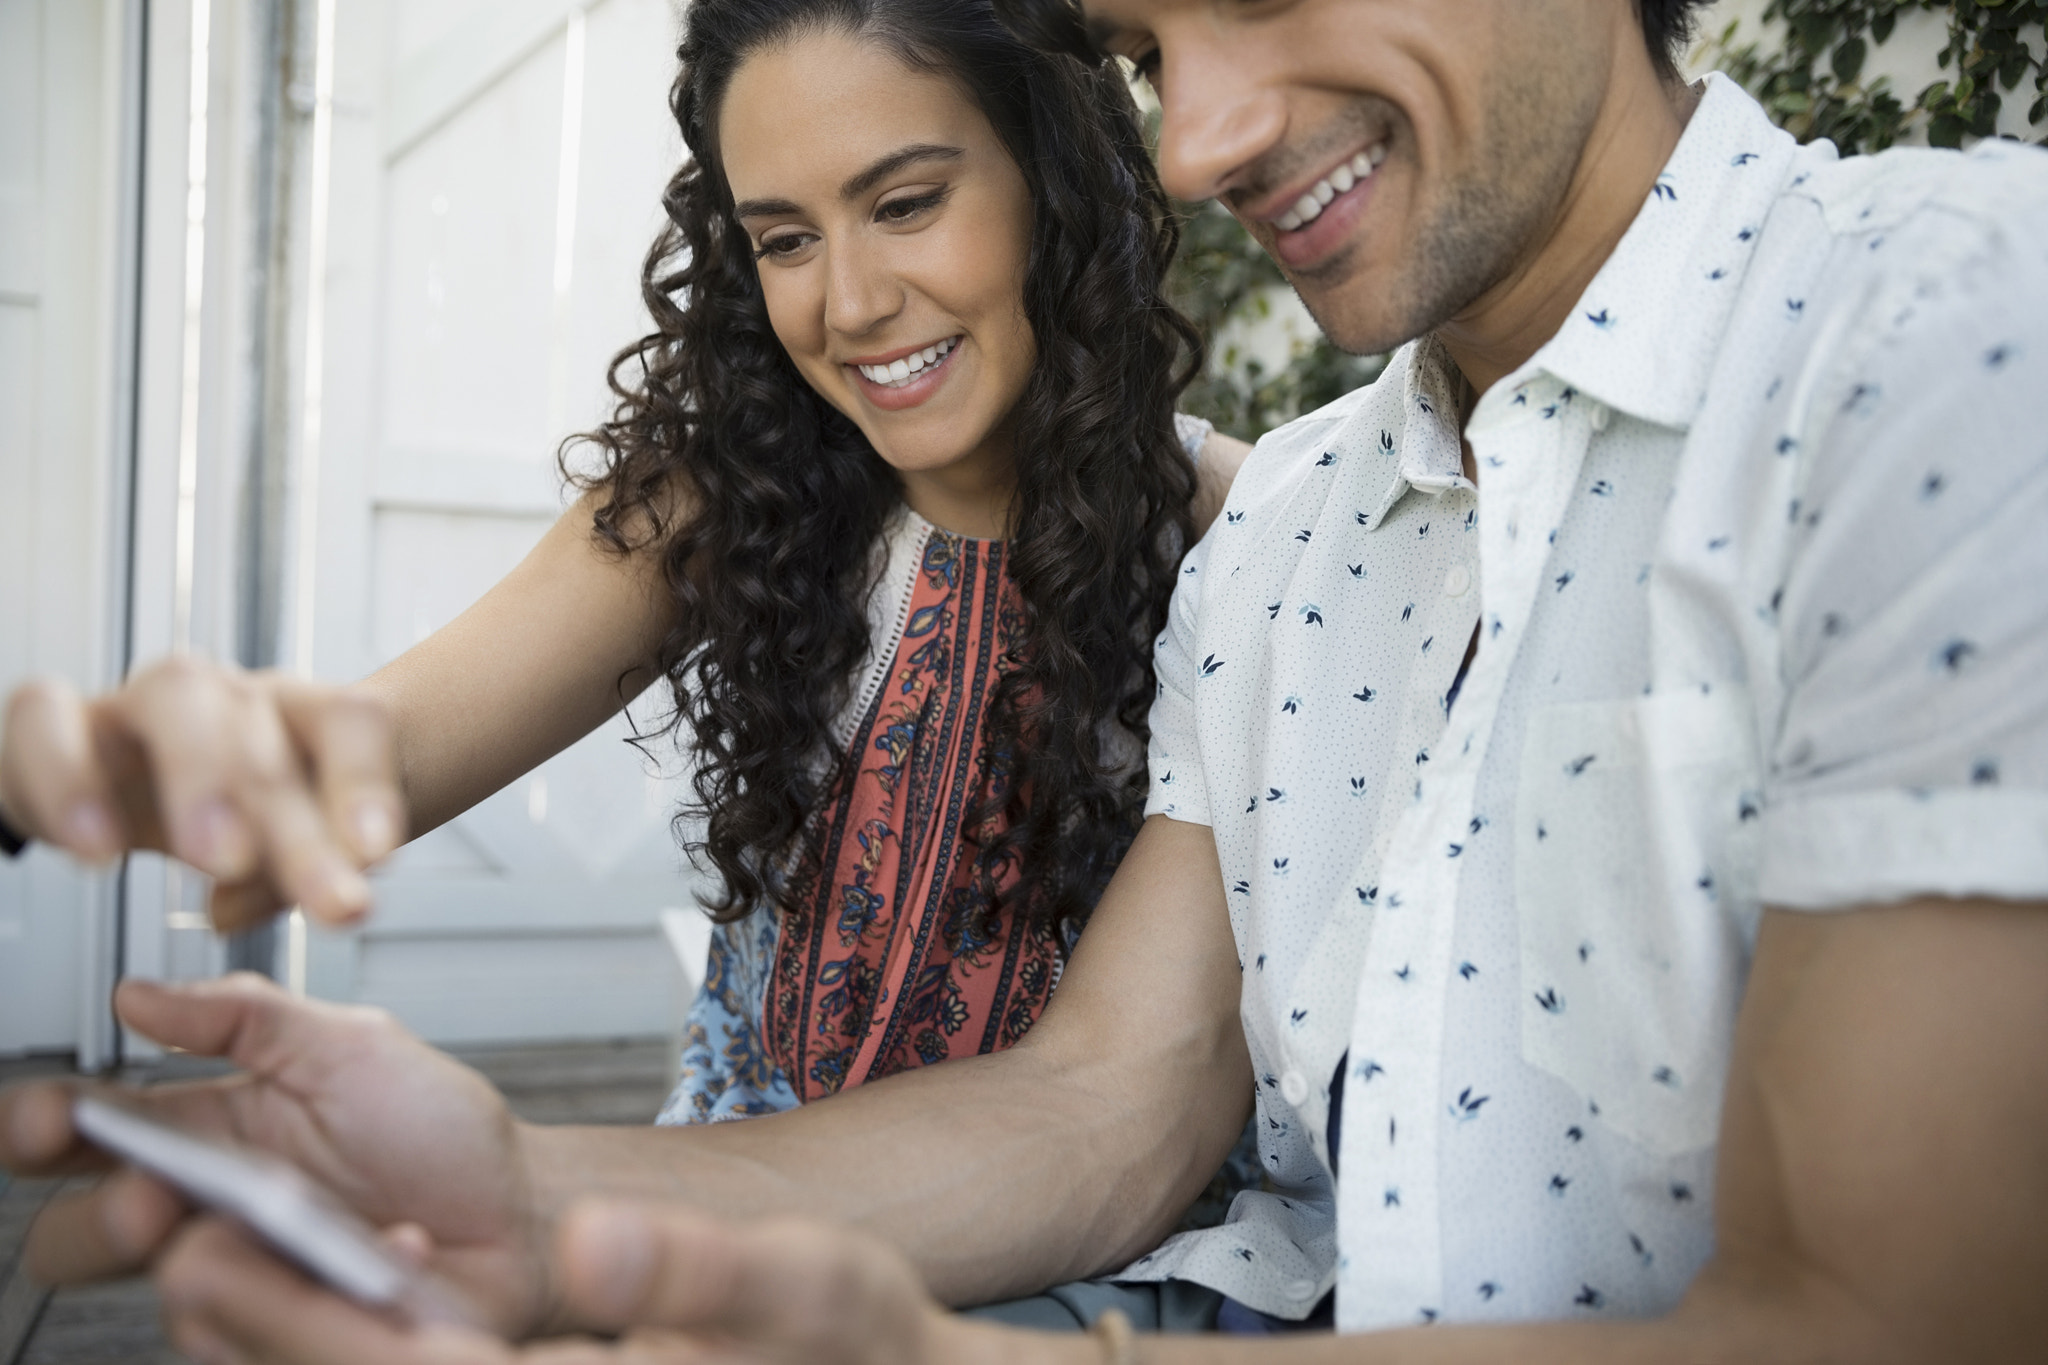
[522,816,1255,1309]
[521,1036,1243,1307]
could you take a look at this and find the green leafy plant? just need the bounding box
[1167,202,1386,439]
[1706,1,2048,151]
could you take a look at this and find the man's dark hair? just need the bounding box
[1639,0,1710,79]
[992,0,1712,82]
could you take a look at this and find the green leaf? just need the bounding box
[1833,35,1869,83]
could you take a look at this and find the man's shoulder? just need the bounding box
[1201,346,1418,545]
[1784,135,2048,262]
[1240,344,1416,467]
[1726,137,2048,425]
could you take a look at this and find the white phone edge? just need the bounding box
[71,1094,483,1330]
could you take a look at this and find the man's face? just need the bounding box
[1088,0,1624,356]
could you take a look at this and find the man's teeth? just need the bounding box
[857,336,959,387]
[1275,143,1387,233]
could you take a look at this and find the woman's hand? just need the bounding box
[0,657,406,929]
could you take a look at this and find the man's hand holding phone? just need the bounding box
[0,974,552,1339]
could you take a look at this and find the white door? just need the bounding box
[294,0,712,1046]
[0,0,137,1066]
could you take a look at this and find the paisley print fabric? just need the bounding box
[661,420,1213,1126]
[762,530,1060,1102]
[661,904,797,1123]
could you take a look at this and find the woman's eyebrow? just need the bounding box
[839,143,964,199]
[731,144,965,221]
[732,195,803,220]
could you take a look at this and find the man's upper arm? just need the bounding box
[1701,167,2048,1360]
[1694,898,2048,1360]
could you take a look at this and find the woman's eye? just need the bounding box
[754,233,812,261]
[877,190,946,224]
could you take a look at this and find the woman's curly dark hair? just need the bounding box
[566,0,1202,933]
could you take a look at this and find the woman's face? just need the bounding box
[719,30,1037,526]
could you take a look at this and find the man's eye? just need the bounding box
[1132,46,1162,80]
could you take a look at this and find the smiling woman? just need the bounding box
[720,42,1041,537]
[561,0,1242,1118]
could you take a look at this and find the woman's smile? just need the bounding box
[847,335,964,409]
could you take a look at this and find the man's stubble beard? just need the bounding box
[1287,55,1608,362]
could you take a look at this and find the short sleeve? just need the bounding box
[1146,535,1215,828]
[1760,169,2048,910]
[1175,411,1215,468]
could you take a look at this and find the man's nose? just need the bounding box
[823,238,905,338]
[1152,43,1288,205]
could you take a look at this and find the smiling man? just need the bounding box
[5,1,2048,1362]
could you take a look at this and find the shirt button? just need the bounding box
[1279,1069,1310,1106]
[1286,1279,1320,1302]
[1443,564,1472,598]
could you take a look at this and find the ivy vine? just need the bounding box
[1167,203,1384,438]
[1167,2,2047,438]
[1708,0,2048,151]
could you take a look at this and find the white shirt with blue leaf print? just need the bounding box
[1122,74,2048,1333]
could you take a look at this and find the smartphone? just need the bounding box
[72,1094,483,1329]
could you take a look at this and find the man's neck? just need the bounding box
[1437,68,1700,401]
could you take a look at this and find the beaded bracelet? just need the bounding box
[1089,1308,1136,1365]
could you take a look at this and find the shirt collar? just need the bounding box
[1351,335,1474,532]
[1491,74,1810,433]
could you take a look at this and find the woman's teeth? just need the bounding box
[857,336,959,387]
[1274,143,1387,233]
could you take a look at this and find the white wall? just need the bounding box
[0,0,135,1061]
[0,0,705,1059]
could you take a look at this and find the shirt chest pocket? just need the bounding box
[1514,688,1764,1156]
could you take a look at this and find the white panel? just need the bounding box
[294,0,713,1047]
[389,0,494,66]
[0,852,85,1046]
[0,0,128,1056]
[377,32,564,476]
[370,507,552,659]
[0,0,39,300]
[385,0,580,157]
[0,302,30,680]
[558,0,683,437]
[354,930,679,1044]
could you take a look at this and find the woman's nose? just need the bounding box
[822,237,905,339]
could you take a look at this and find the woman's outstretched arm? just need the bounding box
[0,488,674,928]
